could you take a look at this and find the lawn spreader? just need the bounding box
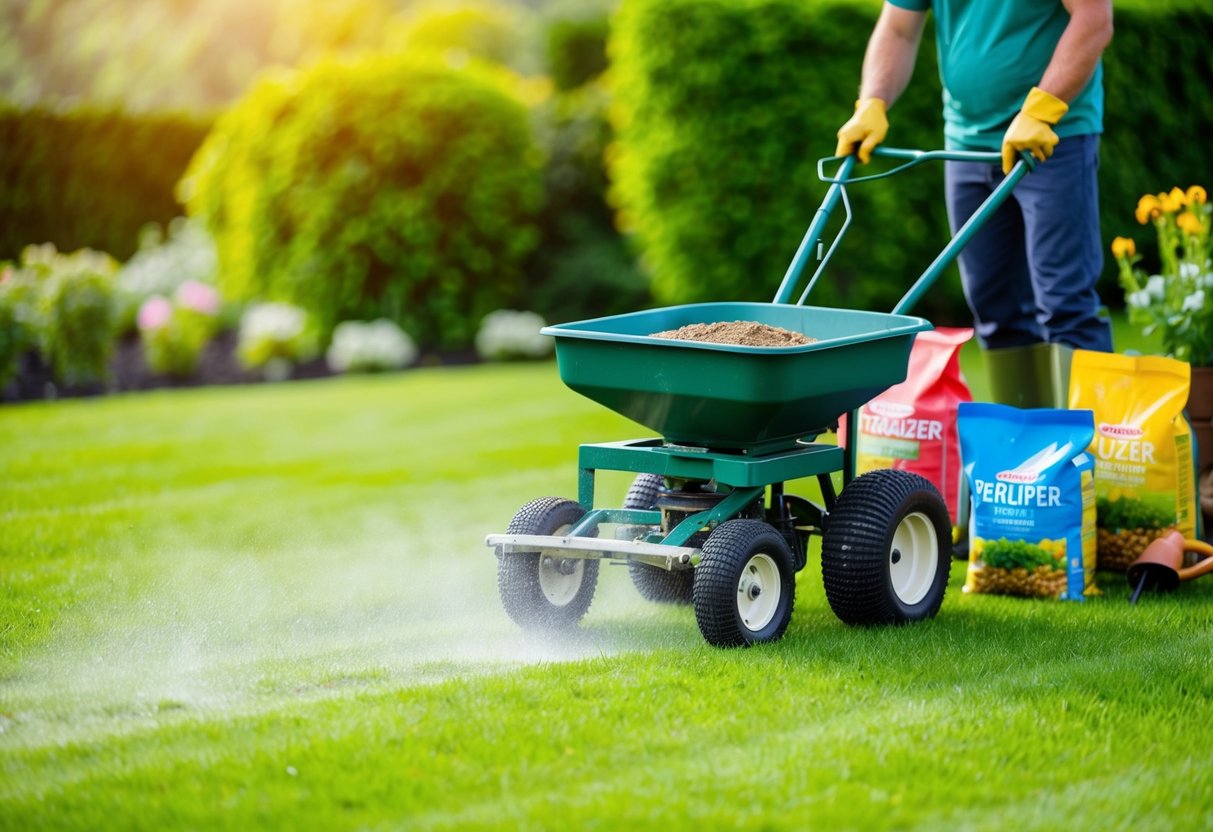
[486,148,1035,647]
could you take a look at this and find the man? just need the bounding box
[836,0,1115,406]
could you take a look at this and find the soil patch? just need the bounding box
[652,321,815,347]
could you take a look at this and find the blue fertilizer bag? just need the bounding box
[959,403,1097,600]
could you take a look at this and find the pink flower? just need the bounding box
[137,296,174,331]
[175,280,220,315]
[0,265,12,284]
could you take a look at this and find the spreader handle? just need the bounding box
[774,147,1035,314]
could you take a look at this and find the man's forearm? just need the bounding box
[1038,0,1113,102]
[858,4,927,105]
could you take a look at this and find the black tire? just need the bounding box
[497,497,598,630]
[621,474,695,605]
[692,520,796,648]
[821,469,950,627]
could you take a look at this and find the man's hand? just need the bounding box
[835,98,888,164]
[1001,87,1069,174]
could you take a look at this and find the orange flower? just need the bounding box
[1135,194,1162,224]
[1111,236,1136,259]
[1177,211,1202,236]
[1186,185,1208,206]
[1159,187,1186,214]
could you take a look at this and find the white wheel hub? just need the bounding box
[889,511,939,605]
[539,523,583,606]
[736,553,781,632]
[539,556,584,606]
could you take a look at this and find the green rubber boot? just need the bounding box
[982,342,1074,409]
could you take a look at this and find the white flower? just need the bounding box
[236,302,316,373]
[475,310,553,361]
[1181,290,1206,314]
[241,302,307,342]
[326,319,417,373]
[1180,262,1200,280]
[1145,275,1166,300]
[1202,272,1213,290]
[1126,289,1151,309]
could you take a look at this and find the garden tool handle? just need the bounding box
[814,147,1035,185]
[775,147,1035,312]
[1178,539,1213,581]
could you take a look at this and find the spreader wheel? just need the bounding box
[622,474,694,605]
[821,469,950,626]
[692,520,796,648]
[497,497,598,630]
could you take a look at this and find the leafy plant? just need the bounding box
[1112,186,1213,366]
[0,244,118,388]
[182,53,546,350]
[136,281,222,378]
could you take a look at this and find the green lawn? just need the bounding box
[2,337,1209,830]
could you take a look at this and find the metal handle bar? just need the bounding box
[815,147,1024,184]
[773,147,1036,315]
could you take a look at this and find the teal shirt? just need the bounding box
[887,0,1104,150]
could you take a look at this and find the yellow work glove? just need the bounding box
[835,98,888,164]
[1001,86,1069,174]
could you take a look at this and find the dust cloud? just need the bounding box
[1,508,691,749]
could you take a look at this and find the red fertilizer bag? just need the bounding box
[840,328,974,523]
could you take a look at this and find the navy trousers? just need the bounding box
[945,135,1113,352]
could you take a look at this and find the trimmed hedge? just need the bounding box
[609,0,1213,323]
[525,82,650,324]
[181,54,546,350]
[0,108,211,262]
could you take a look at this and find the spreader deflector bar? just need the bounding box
[487,533,699,571]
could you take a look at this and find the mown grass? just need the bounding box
[2,328,1210,830]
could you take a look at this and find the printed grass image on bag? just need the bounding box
[959,403,1097,600]
[1068,351,1197,571]
[839,328,973,524]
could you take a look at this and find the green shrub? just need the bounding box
[542,3,612,91]
[0,267,34,391]
[1,245,119,388]
[526,82,650,324]
[0,107,211,262]
[182,53,546,349]
[609,0,1213,323]
[1100,5,1213,273]
[389,1,538,74]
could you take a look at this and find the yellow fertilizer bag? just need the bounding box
[959,403,1097,600]
[1068,351,1197,571]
